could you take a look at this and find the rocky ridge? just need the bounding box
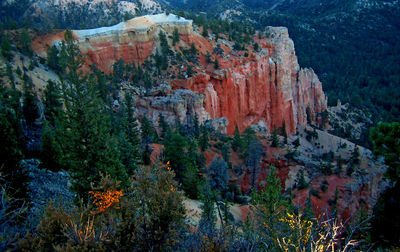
[33,14,327,135]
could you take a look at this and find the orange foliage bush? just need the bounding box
[89,189,123,214]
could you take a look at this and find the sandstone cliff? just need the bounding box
[33,14,327,135]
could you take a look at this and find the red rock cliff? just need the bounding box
[33,16,327,135]
[173,27,327,134]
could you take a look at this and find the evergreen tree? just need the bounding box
[113,58,125,82]
[252,167,292,242]
[214,58,219,69]
[245,138,264,191]
[159,30,171,56]
[172,27,180,46]
[1,35,13,60]
[193,113,200,139]
[190,42,198,55]
[199,126,209,151]
[182,138,202,199]
[334,156,343,175]
[370,122,400,183]
[199,182,216,229]
[22,81,39,126]
[202,24,209,37]
[119,92,141,174]
[253,42,259,52]
[164,132,186,181]
[58,30,128,199]
[270,128,280,147]
[232,125,242,151]
[207,157,229,194]
[158,113,169,140]
[19,28,32,56]
[42,80,62,125]
[140,116,157,143]
[0,84,29,204]
[46,45,60,72]
[306,107,312,125]
[205,52,212,64]
[297,169,308,190]
[40,120,64,171]
[282,121,288,144]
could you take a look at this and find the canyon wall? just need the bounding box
[172,27,327,134]
[33,15,327,135]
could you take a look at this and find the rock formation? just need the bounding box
[33,14,327,135]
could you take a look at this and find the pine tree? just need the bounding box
[232,125,242,151]
[58,30,128,199]
[282,121,288,144]
[199,126,209,151]
[172,27,180,46]
[42,80,62,125]
[193,113,200,139]
[0,84,29,204]
[213,58,219,69]
[202,24,209,37]
[199,182,216,229]
[119,92,141,174]
[22,80,39,126]
[370,122,400,183]
[270,128,280,147]
[46,45,60,72]
[113,58,125,82]
[164,132,186,181]
[141,116,157,143]
[182,139,202,199]
[252,167,292,238]
[207,157,229,194]
[245,138,264,191]
[19,28,32,56]
[297,169,308,190]
[1,35,13,60]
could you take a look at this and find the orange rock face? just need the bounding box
[173,27,327,135]
[33,17,327,135]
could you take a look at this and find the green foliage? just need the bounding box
[140,116,158,143]
[245,138,264,191]
[118,92,141,174]
[20,163,185,251]
[18,28,32,56]
[123,12,134,21]
[296,169,308,190]
[253,42,259,51]
[42,80,62,125]
[231,125,242,151]
[213,58,219,69]
[199,126,210,151]
[270,128,280,147]
[54,31,128,199]
[0,35,13,60]
[172,27,180,46]
[202,24,209,37]
[0,84,29,205]
[370,122,400,183]
[199,182,217,229]
[164,132,186,181]
[22,81,39,126]
[159,30,171,56]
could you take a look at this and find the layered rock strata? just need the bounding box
[33,15,326,135]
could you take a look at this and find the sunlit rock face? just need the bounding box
[33,15,326,135]
[173,27,327,135]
